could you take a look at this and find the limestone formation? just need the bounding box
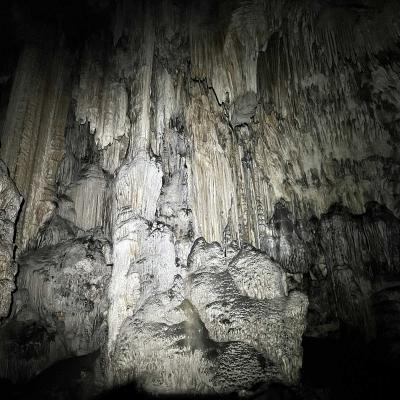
[0,37,72,249]
[0,235,112,382]
[0,0,399,398]
[188,239,308,385]
[109,237,304,394]
[0,160,22,318]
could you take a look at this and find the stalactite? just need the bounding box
[0,0,399,397]
[0,35,72,249]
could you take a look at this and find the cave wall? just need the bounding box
[0,0,399,397]
[1,33,72,249]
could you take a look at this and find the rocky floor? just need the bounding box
[1,331,398,400]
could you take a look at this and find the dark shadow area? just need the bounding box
[301,331,399,400]
[0,376,302,400]
[0,0,114,56]
[95,384,239,400]
[2,330,398,400]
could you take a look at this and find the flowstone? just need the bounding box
[188,239,308,385]
[109,237,308,394]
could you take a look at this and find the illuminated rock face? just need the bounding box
[187,240,308,385]
[108,238,307,393]
[0,0,399,397]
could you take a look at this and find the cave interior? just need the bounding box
[0,0,399,399]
